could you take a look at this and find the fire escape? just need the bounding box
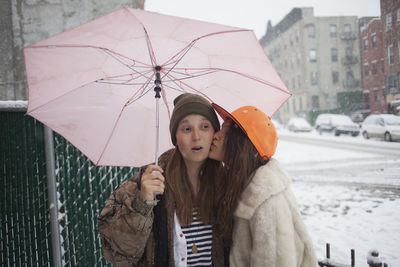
[340,31,360,90]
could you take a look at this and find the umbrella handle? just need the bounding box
[152,170,163,200]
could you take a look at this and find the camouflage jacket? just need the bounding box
[97,150,227,267]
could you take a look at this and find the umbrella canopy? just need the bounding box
[24,7,291,167]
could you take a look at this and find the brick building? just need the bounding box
[360,18,386,113]
[381,0,400,113]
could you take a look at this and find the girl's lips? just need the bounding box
[192,146,203,152]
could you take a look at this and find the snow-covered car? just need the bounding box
[314,113,359,136]
[361,114,400,142]
[286,117,312,132]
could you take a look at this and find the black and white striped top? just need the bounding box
[180,210,213,266]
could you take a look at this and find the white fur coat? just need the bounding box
[230,159,317,267]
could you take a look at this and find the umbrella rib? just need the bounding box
[101,48,153,73]
[142,27,158,68]
[161,41,196,75]
[28,44,156,88]
[97,73,155,164]
[159,83,172,120]
[125,72,155,105]
[159,79,186,94]
[96,69,154,85]
[27,44,153,68]
[165,66,291,96]
[162,29,250,67]
[162,71,212,102]
[210,67,291,95]
[162,68,219,82]
[28,70,155,115]
[27,79,109,114]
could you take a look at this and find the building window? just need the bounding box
[344,24,351,33]
[309,49,317,62]
[374,90,379,102]
[307,24,315,38]
[363,92,370,109]
[311,72,318,85]
[345,47,353,57]
[297,75,301,89]
[397,8,400,25]
[372,61,377,75]
[312,95,319,109]
[363,38,368,51]
[386,13,392,31]
[388,44,394,65]
[332,71,339,84]
[331,48,338,62]
[381,59,384,73]
[330,24,337,38]
[387,74,399,89]
[372,34,377,48]
[364,64,369,76]
[399,42,400,63]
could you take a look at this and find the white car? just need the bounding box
[286,117,312,132]
[315,113,360,136]
[361,114,400,142]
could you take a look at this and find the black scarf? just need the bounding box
[153,193,169,267]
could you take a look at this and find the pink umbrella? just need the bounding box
[24,7,290,167]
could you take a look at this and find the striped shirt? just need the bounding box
[180,211,213,266]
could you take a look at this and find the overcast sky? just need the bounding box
[145,0,381,39]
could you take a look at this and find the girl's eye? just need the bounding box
[182,126,191,132]
[202,123,210,129]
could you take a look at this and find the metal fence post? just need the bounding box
[44,126,62,267]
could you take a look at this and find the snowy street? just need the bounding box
[274,131,400,266]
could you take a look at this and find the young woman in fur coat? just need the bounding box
[209,103,317,267]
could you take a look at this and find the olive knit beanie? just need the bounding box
[169,93,220,146]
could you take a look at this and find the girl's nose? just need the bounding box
[192,129,200,140]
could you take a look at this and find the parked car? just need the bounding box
[315,113,360,136]
[286,117,313,132]
[361,114,400,142]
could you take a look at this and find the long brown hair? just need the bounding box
[215,121,269,243]
[165,148,220,226]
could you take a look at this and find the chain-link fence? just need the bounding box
[1,111,51,266]
[1,110,138,266]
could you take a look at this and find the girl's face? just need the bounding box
[175,114,215,165]
[209,119,232,162]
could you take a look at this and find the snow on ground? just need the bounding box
[274,130,400,266]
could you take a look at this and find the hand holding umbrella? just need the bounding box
[140,165,165,201]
